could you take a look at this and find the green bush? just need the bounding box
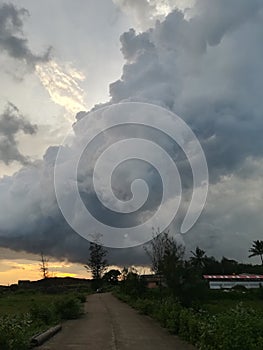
[54,297,83,319]
[115,290,263,350]
[0,314,32,350]
[30,303,57,325]
[198,305,263,350]
[0,293,84,349]
[74,292,86,303]
[134,298,155,315]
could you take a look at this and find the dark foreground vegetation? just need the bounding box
[111,233,263,350]
[0,284,88,350]
[114,278,263,350]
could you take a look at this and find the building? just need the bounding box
[203,274,263,289]
[18,280,31,287]
[140,274,164,289]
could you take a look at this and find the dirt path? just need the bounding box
[39,293,196,350]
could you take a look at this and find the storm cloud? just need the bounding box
[0,103,37,165]
[0,2,50,70]
[1,0,263,264]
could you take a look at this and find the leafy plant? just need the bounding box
[0,314,32,350]
[54,296,83,319]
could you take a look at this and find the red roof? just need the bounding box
[203,274,263,280]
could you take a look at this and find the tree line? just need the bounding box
[39,234,263,286]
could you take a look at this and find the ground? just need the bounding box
[39,292,196,350]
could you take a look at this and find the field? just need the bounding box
[0,289,87,350]
[0,290,65,315]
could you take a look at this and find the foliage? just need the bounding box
[114,289,263,350]
[0,313,32,350]
[144,229,185,274]
[54,296,83,319]
[0,291,84,348]
[249,240,263,265]
[74,292,87,303]
[103,269,121,285]
[120,270,146,298]
[190,247,207,268]
[30,302,57,325]
[84,238,108,280]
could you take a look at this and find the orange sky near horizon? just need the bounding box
[0,258,90,286]
[0,247,152,286]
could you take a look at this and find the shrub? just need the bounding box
[74,292,86,303]
[30,303,57,325]
[198,305,263,350]
[134,298,155,315]
[0,314,32,350]
[114,290,263,350]
[54,297,83,319]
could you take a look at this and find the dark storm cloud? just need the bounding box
[110,0,263,183]
[0,212,149,266]
[0,103,37,165]
[0,3,51,69]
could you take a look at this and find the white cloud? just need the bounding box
[36,60,87,118]
[113,0,195,30]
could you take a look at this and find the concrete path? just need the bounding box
[39,293,196,350]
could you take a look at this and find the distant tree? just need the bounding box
[103,269,121,284]
[144,230,185,293]
[144,229,185,274]
[190,246,207,268]
[202,256,221,274]
[85,237,108,280]
[40,252,49,279]
[221,257,238,274]
[249,240,263,265]
[121,266,129,281]
[121,269,146,297]
[144,230,211,306]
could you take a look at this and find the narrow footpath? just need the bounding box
[39,292,196,350]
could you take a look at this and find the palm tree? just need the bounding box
[190,246,207,268]
[249,240,263,265]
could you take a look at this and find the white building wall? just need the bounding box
[209,281,262,289]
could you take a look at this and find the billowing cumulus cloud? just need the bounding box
[1,0,263,265]
[0,103,37,165]
[0,3,50,70]
[113,0,195,30]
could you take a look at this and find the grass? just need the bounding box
[204,298,263,314]
[203,289,263,314]
[0,289,87,350]
[0,291,61,315]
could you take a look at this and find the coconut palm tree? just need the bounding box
[190,246,207,268]
[249,240,263,265]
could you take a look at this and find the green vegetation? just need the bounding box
[0,290,86,350]
[84,236,108,280]
[112,233,263,350]
[114,288,263,350]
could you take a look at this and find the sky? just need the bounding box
[0,0,263,285]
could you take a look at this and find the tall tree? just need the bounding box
[144,229,184,274]
[39,252,49,279]
[249,240,263,265]
[85,239,108,280]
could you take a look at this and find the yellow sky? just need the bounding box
[0,257,90,285]
[0,249,151,286]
